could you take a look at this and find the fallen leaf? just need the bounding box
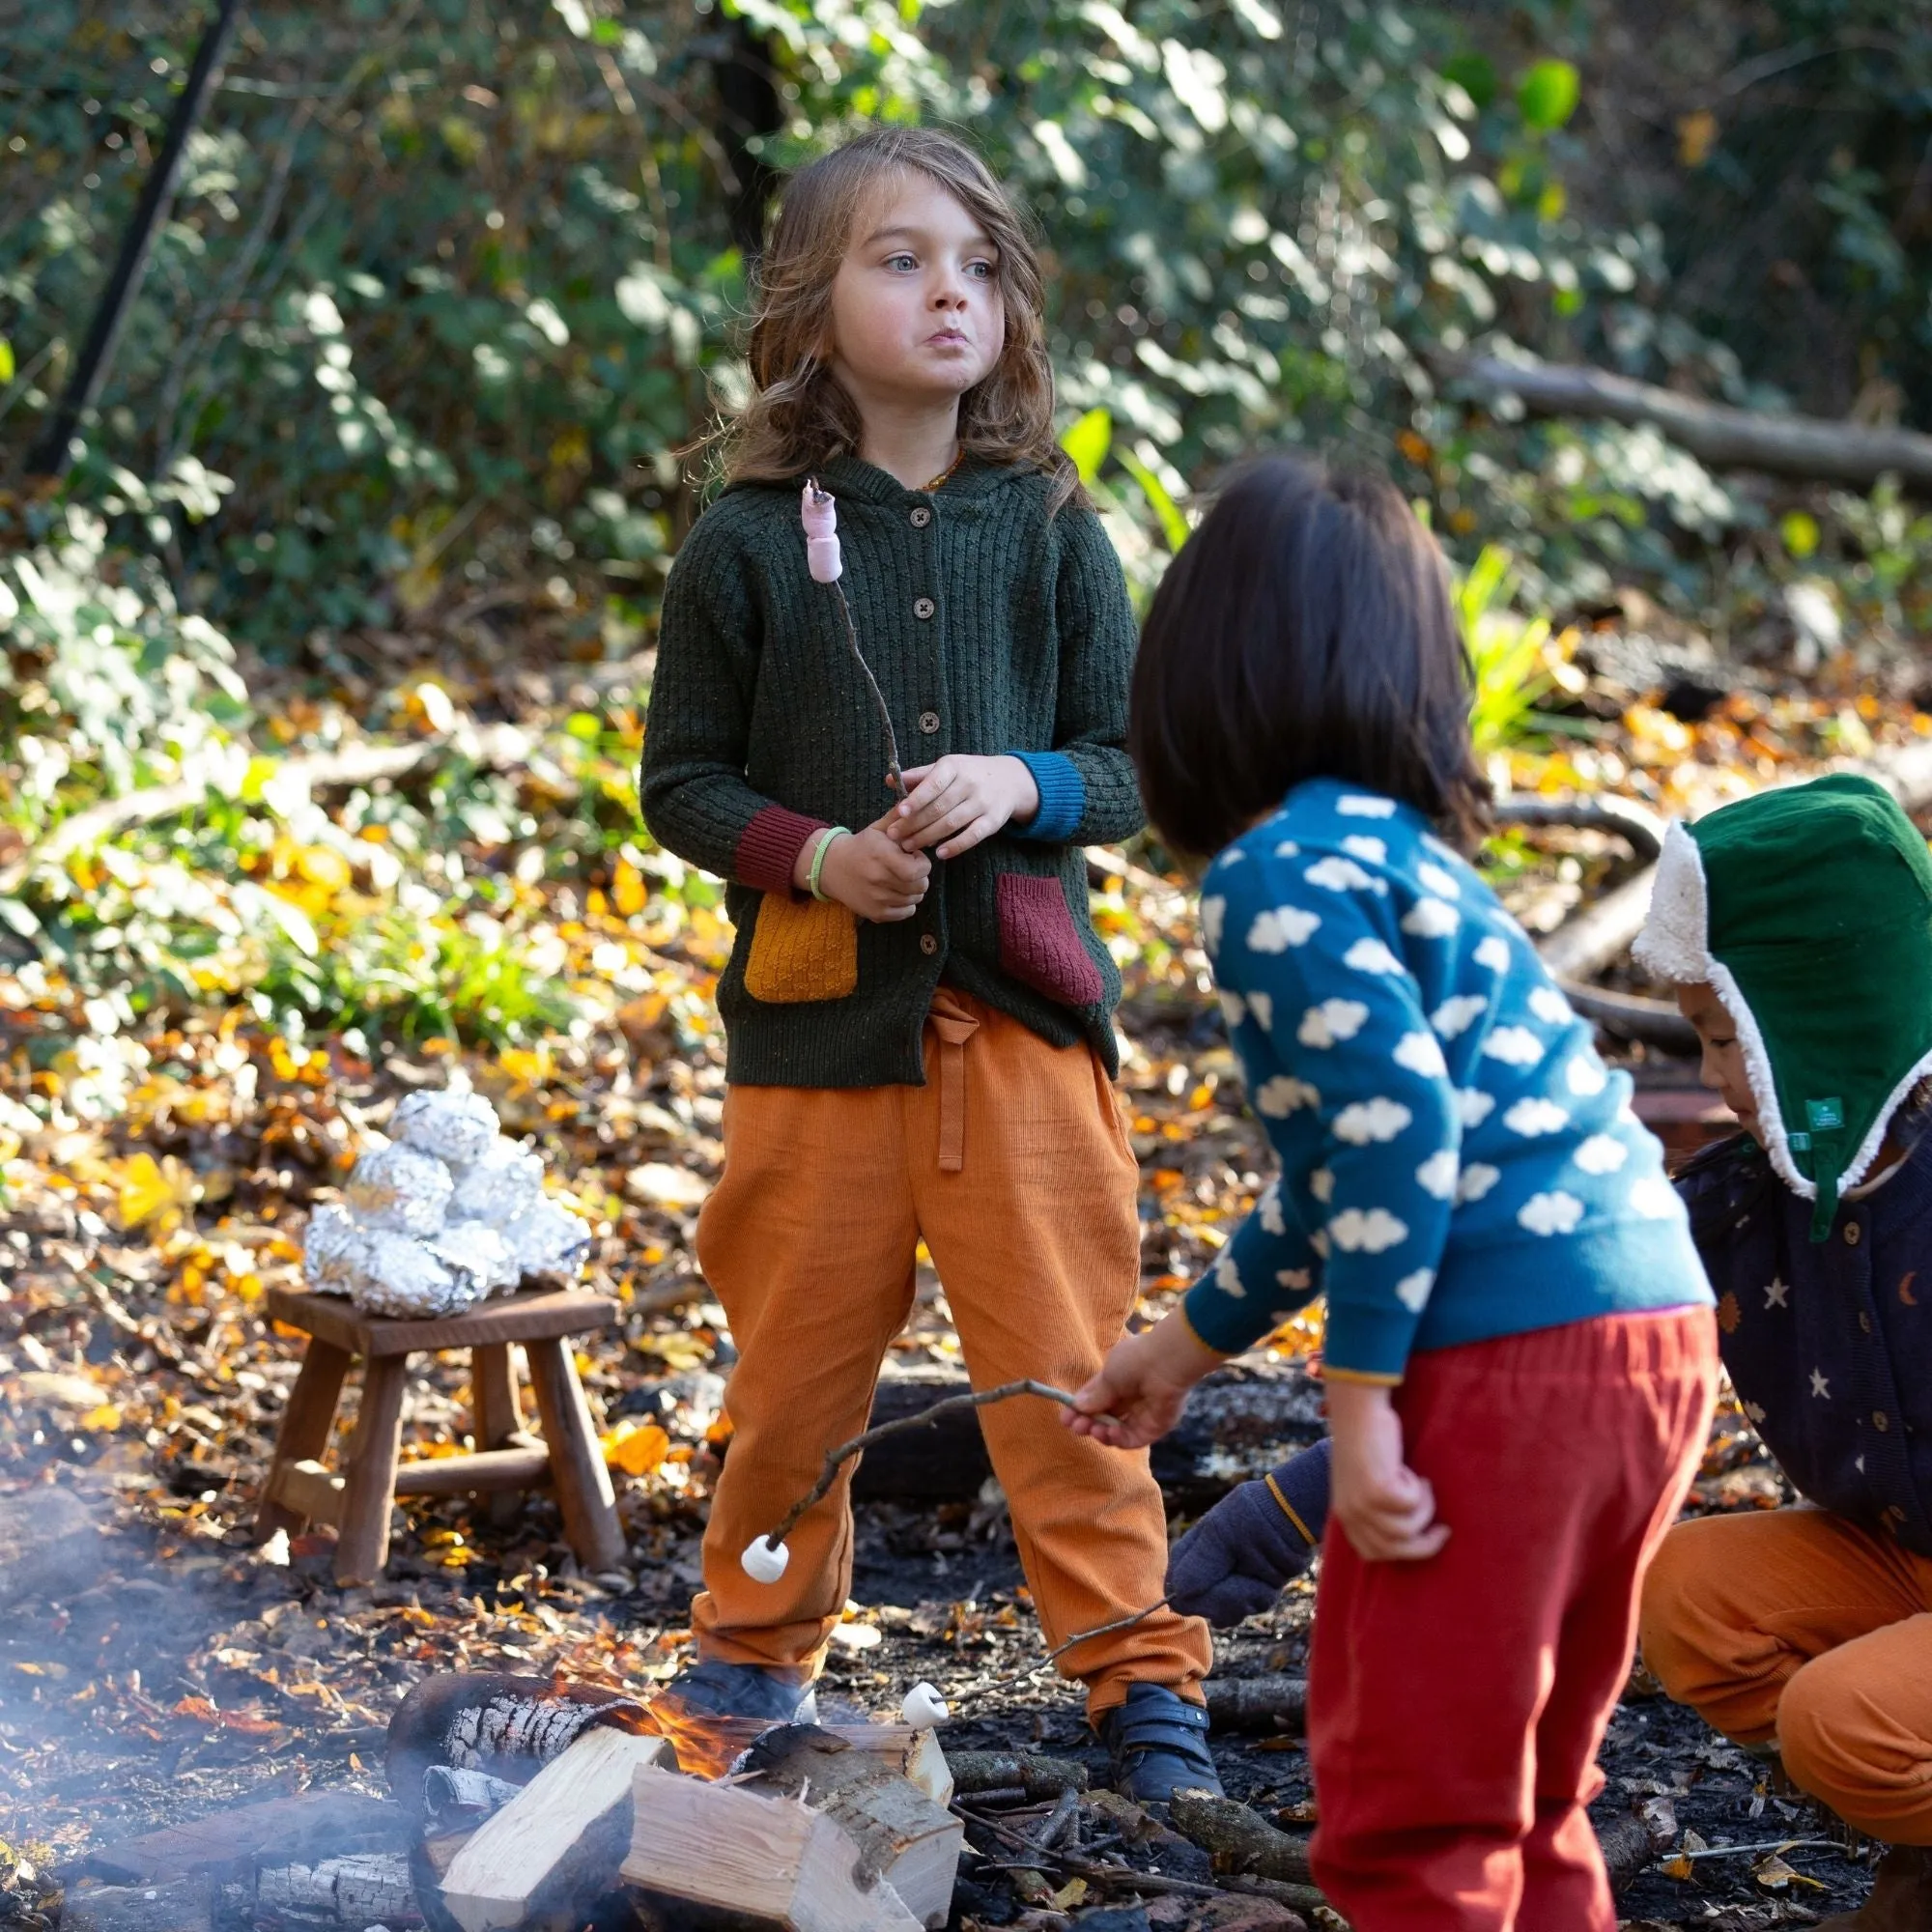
[603,1422,669,1477]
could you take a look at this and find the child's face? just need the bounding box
[1676,981,1760,1141]
[826,172,1006,412]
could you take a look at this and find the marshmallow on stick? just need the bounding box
[800,478,904,797]
[801,480,841,582]
[738,1379,1112,1581]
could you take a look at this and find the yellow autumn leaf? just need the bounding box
[1049,1879,1088,1910]
[117,1151,198,1231]
[296,845,353,893]
[78,1404,123,1433]
[612,858,646,918]
[499,1045,551,1086]
[603,1421,670,1477]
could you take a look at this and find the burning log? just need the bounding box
[436,1726,671,1932]
[733,1725,964,1928]
[226,1852,420,1925]
[1203,1675,1308,1735]
[622,1760,924,1931]
[390,1670,950,1805]
[386,1671,653,1818]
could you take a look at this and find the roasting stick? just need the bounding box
[741,1378,1114,1580]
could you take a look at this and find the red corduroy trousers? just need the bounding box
[1308,1307,1718,1932]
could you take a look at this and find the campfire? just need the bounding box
[48,1659,1690,1930]
[390,1668,965,1931]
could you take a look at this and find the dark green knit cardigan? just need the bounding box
[639,453,1144,1087]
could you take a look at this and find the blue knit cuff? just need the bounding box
[1009,753,1085,843]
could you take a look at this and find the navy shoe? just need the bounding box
[1096,1683,1222,1803]
[658,1658,818,1724]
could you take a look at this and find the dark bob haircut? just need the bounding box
[1129,455,1491,860]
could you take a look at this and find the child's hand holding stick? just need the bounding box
[795,806,931,922]
[1062,1311,1228,1449]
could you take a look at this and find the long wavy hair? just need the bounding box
[716,127,1078,511]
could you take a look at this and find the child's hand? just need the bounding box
[803,813,932,923]
[1063,1312,1226,1449]
[1324,1378,1449,1563]
[889,755,1040,860]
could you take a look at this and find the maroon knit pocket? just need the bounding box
[997,873,1105,1008]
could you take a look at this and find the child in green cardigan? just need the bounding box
[640,127,1216,1798]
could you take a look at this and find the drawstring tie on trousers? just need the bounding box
[927,989,980,1173]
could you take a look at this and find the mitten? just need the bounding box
[1165,1438,1331,1627]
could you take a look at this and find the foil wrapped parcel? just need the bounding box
[301,1090,589,1318]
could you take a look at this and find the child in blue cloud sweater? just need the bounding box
[1067,458,1718,1932]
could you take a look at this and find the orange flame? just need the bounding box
[632,1691,783,1780]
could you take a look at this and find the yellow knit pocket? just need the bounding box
[743,892,858,1004]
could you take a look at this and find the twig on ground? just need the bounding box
[1676,1837,1850,1861]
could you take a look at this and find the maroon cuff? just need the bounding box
[735,804,831,895]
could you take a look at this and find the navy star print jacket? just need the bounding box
[1679,1119,1932,1558]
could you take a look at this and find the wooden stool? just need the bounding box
[256,1285,626,1586]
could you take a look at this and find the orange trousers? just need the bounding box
[1640,1507,1932,1842]
[690,988,1211,1716]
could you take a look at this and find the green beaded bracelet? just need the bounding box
[807,826,850,902]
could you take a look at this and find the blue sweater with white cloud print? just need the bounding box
[1185,779,1713,1381]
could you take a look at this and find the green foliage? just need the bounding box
[1458,544,1576,756]
[0,499,248,839]
[14,0,1894,651]
[7,0,1932,1053]
[1516,61,1580,134]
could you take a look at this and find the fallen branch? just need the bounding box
[849,1360,1323,1511]
[1203,1675,1308,1735]
[1557,980,1698,1055]
[1595,1804,1680,1893]
[949,1753,1090,1801]
[1439,353,1932,491]
[1493,793,1664,863]
[1167,1788,1315,1887]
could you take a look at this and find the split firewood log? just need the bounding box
[735,1724,964,1928]
[622,1760,923,1932]
[435,1726,671,1932]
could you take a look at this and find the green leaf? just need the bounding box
[1781,510,1821,559]
[1118,449,1190,554]
[0,338,14,385]
[1518,59,1580,133]
[1440,52,1495,110]
[1060,407,1112,484]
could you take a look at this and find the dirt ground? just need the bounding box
[0,1416,1876,1928]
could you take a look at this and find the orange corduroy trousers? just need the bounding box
[1640,1506,1932,1843]
[689,987,1211,1716]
